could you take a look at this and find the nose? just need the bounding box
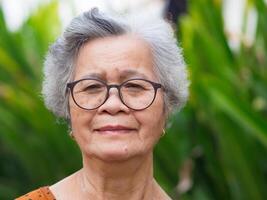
[97,86,130,115]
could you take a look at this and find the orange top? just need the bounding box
[15,186,56,200]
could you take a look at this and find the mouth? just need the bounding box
[94,125,136,135]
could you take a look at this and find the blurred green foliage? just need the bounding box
[0,0,266,200]
[0,2,81,199]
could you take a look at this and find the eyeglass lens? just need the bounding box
[72,79,156,110]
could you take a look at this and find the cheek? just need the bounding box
[69,101,95,140]
[69,100,82,128]
[69,105,97,156]
[137,94,165,144]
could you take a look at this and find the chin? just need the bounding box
[87,143,142,162]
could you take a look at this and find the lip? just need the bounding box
[94,125,136,134]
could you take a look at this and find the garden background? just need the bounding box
[0,0,267,199]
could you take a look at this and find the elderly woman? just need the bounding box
[16,8,189,200]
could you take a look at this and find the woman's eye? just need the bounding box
[124,83,144,89]
[83,84,104,91]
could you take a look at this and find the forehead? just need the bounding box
[74,34,156,81]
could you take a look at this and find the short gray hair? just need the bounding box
[42,8,189,120]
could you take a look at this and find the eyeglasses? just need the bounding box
[67,78,163,111]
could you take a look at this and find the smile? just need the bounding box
[94,125,136,135]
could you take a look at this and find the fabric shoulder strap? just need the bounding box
[15,186,56,200]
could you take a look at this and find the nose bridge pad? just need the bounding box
[106,85,121,102]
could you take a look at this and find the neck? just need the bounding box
[77,152,156,200]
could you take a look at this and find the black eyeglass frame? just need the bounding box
[66,78,163,111]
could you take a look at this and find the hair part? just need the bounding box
[42,8,189,120]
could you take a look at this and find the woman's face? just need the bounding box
[69,35,165,161]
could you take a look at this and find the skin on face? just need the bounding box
[69,34,165,162]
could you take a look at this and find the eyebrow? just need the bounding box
[80,73,103,80]
[119,69,148,80]
[79,69,149,81]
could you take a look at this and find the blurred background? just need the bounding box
[0,0,266,199]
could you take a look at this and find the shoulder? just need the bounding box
[15,186,56,200]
